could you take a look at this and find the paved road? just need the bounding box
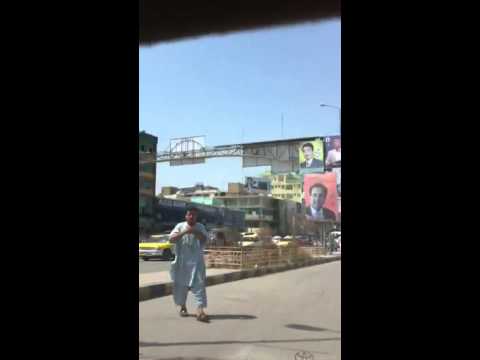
[139,258,171,274]
[140,260,341,360]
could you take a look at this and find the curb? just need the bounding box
[139,255,341,302]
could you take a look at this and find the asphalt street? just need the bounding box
[139,258,171,274]
[139,260,341,360]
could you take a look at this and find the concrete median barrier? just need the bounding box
[139,255,341,302]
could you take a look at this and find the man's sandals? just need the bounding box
[196,313,210,323]
[179,306,188,317]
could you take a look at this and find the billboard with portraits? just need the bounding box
[324,136,341,168]
[324,135,341,196]
[244,177,271,193]
[298,138,324,174]
[303,172,338,221]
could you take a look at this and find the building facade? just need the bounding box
[270,173,303,203]
[153,197,245,233]
[216,194,276,230]
[215,183,301,235]
[139,131,158,234]
[160,183,224,202]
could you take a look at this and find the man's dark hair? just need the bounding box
[309,183,328,196]
[302,142,314,151]
[186,205,199,214]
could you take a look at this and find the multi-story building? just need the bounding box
[216,194,276,230]
[270,173,303,203]
[139,131,158,234]
[276,199,303,236]
[215,183,300,235]
[161,186,179,196]
[152,197,245,233]
[160,183,224,202]
[190,197,223,206]
[177,183,222,200]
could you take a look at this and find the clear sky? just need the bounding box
[140,19,340,193]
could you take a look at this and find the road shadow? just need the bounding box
[139,337,340,347]
[142,358,225,360]
[285,324,341,333]
[143,358,225,360]
[180,314,256,320]
[208,314,257,320]
[140,259,171,262]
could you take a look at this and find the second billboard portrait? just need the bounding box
[303,172,338,221]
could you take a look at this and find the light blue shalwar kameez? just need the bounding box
[169,222,208,308]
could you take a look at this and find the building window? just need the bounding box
[149,147,153,153]
[143,181,152,189]
[142,164,154,173]
[140,145,146,152]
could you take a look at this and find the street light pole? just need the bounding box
[320,103,341,134]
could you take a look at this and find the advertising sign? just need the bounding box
[303,172,338,221]
[245,177,271,193]
[324,136,341,168]
[324,135,341,196]
[298,138,324,174]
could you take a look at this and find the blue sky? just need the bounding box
[140,20,340,193]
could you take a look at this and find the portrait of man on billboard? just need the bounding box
[303,173,338,221]
[325,136,341,167]
[299,138,324,173]
[325,136,341,196]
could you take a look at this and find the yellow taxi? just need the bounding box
[239,232,261,247]
[139,234,175,261]
[276,235,297,247]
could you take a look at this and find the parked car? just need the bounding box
[275,235,296,247]
[271,235,282,244]
[295,236,310,246]
[238,232,261,247]
[238,239,265,247]
[241,232,259,240]
[139,234,175,261]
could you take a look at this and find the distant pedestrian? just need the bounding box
[169,206,210,322]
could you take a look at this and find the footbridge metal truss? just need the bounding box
[139,137,323,174]
[139,143,276,164]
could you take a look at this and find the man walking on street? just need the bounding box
[169,206,210,322]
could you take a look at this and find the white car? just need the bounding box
[272,235,282,244]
